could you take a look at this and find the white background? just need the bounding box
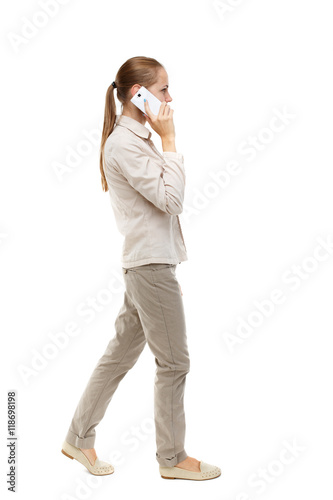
[1,0,333,499]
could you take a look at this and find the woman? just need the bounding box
[61,56,221,481]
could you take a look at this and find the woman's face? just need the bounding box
[147,68,172,103]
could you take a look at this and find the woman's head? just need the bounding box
[100,56,170,192]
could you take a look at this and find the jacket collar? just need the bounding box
[116,114,152,140]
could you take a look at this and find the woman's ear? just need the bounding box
[131,84,142,97]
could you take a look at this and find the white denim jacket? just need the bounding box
[103,114,188,269]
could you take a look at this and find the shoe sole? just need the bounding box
[161,472,221,480]
[61,447,114,476]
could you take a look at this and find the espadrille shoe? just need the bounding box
[61,440,114,476]
[160,460,221,480]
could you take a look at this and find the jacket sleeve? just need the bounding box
[108,141,186,215]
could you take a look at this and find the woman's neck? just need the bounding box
[121,106,147,126]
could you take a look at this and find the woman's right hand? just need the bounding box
[143,100,175,140]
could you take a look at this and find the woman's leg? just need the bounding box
[65,289,147,449]
[123,263,191,467]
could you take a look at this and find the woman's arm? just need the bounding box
[107,140,185,216]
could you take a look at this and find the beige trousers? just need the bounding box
[65,263,190,467]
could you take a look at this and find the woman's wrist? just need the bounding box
[161,136,176,152]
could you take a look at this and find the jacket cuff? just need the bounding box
[162,151,184,161]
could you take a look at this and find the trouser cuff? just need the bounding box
[156,449,188,467]
[65,429,95,449]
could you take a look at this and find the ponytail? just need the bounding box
[99,84,117,192]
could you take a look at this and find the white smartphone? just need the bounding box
[130,86,162,116]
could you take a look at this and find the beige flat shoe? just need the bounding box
[159,460,221,480]
[61,440,114,476]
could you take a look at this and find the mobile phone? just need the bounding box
[130,86,162,116]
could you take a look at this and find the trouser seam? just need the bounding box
[151,271,177,462]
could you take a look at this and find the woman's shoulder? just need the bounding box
[105,126,143,159]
